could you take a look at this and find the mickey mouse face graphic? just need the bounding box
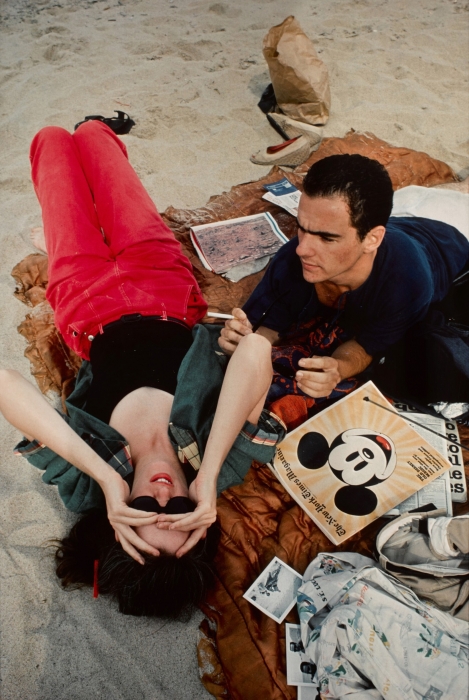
[297,428,396,516]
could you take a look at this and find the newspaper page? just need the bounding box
[385,413,452,516]
[270,382,452,545]
[262,178,301,216]
[393,403,467,504]
[444,419,467,503]
[190,212,288,279]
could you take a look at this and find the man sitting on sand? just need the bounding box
[219,154,469,405]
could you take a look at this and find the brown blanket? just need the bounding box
[11,131,466,699]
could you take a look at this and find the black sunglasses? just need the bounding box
[129,496,195,515]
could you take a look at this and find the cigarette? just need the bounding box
[206,312,235,320]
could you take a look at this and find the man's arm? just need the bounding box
[296,340,373,398]
[219,312,371,397]
[333,339,373,378]
[0,369,160,563]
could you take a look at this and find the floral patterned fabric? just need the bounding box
[298,552,469,699]
[267,315,359,429]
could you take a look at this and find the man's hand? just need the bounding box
[218,307,252,355]
[296,355,342,398]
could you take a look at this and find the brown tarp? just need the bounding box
[11,131,466,698]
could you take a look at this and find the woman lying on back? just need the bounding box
[0,121,285,617]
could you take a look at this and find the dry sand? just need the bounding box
[0,0,468,698]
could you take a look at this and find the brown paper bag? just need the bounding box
[263,16,331,126]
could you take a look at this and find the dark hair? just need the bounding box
[53,510,219,618]
[302,154,393,240]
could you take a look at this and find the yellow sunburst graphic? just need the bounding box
[272,381,451,544]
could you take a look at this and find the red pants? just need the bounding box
[30,122,207,359]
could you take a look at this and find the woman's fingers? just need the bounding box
[158,507,215,525]
[110,507,159,527]
[112,513,159,527]
[112,523,161,560]
[156,512,188,524]
[116,535,146,565]
[114,530,147,565]
[156,509,216,532]
[175,527,208,558]
[153,476,217,532]
[159,516,213,532]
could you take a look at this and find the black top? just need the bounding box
[85,317,193,424]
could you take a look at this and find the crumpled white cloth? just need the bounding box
[391,185,469,240]
[431,401,469,420]
[297,552,469,700]
[427,516,467,559]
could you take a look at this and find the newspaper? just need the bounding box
[190,212,288,282]
[393,403,467,504]
[444,419,467,503]
[262,178,301,216]
[385,413,453,516]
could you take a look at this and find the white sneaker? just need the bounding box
[267,113,324,144]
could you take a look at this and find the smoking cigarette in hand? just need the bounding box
[206,312,235,320]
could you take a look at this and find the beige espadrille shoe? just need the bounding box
[250,135,319,167]
[267,113,324,145]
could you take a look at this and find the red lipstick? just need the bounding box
[150,473,173,485]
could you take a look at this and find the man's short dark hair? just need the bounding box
[302,154,394,241]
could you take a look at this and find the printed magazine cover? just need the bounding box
[271,381,452,545]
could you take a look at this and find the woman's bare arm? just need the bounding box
[156,332,274,556]
[0,369,160,563]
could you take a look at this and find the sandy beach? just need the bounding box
[0,0,468,698]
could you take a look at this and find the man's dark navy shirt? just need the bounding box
[243,216,469,357]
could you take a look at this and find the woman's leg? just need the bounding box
[72,120,180,257]
[70,120,207,334]
[29,126,111,291]
[30,124,206,358]
[30,126,116,356]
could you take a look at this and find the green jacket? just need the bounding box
[15,324,285,512]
